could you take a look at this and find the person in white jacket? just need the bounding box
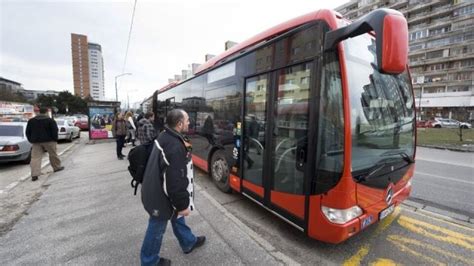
[125,111,137,146]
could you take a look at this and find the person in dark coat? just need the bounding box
[140,109,206,266]
[111,112,127,160]
[26,107,64,181]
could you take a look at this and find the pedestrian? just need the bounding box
[137,112,157,145]
[112,112,127,160]
[140,109,206,266]
[125,111,137,146]
[25,107,64,181]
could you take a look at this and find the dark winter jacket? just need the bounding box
[160,128,194,212]
[25,114,58,143]
[137,118,156,144]
[112,118,127,137]
[141,127,194,219]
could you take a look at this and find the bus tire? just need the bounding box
[210,150,232,193]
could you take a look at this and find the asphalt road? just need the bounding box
[195,169,474,265]
[413,147,474,218]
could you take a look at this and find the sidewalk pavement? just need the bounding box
[0,141,287,265]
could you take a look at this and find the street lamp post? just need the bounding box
[115,73,132,102]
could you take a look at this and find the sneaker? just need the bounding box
[54,166,64,172]
[184,236,206,254]
[31,176,38,181]
[118,156,124,160]
[157,257,171,266]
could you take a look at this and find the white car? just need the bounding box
[430,118,472,129]
[55,119,81,142]
[0,122,32,164]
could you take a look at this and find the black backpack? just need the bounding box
[127,142,154,195]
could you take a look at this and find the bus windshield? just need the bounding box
[344,34,415,174]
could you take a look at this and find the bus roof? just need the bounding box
[157,9,340,95]
[195,9,340,75]
[158,81,178,93]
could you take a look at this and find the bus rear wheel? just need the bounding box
[211,150,232,193]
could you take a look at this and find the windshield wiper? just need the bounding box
[381,151,414,164]
[354,160,392,183]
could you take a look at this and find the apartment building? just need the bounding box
[88,43,105,100]
[71,34,105,100]
[336,0,474,122]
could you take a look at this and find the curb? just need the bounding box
[0,142,77,194]
[402,199,473,228]
[417,144,474,153]
[196,183,301,265]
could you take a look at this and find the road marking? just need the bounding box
[5,182,19,190]
[416,158,473,169]
[403,207,474,231]
[415,171,473,185]
[369,258,397,266]
[398,216,474,250]
[342,208,401,266]
[387,235,444,266]
[343,244,369,266]
[0,142,76,194]
[387,234,472,264]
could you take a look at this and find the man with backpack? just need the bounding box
[140,109,206,266]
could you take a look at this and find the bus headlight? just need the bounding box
[321,205,363,224]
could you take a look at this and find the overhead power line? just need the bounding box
[122,0,138,74]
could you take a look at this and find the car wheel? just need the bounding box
[210,150,232,193]
[22,150,32,164]
[461,125,468,129]
[434,125,441,128]
[77,131,81,138]
[68,133,73,142]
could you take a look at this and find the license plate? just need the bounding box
[379,204,395,220]
[0,146,3,151]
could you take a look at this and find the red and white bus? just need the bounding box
[150,8,414,243]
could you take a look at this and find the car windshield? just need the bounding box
[343,34,415,172]
[0,125,24,137]
[55,119,65,125]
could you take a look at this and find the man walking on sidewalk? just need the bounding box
[26,107,64,181]
[140,109,205,266]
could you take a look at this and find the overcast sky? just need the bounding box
[1,0,348,106]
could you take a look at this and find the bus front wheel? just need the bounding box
[210,150,232,193]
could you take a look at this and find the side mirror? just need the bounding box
[324,8,408,74]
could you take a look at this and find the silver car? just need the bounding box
[0,122,32,164]
[430,118,472,129]
[55,119,81,142]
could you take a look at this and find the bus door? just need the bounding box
[242,62,314,229]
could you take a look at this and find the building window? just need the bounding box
[426,50,444,59]
[447,86,470,92]
[424,87,445,94]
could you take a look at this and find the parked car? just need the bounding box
[74,117,89,131]
[0,122,32,164]
[416,120,428,128]
[55,119,81,142]
[428,117,472,129]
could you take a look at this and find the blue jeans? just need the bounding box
[140,216,197,266]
